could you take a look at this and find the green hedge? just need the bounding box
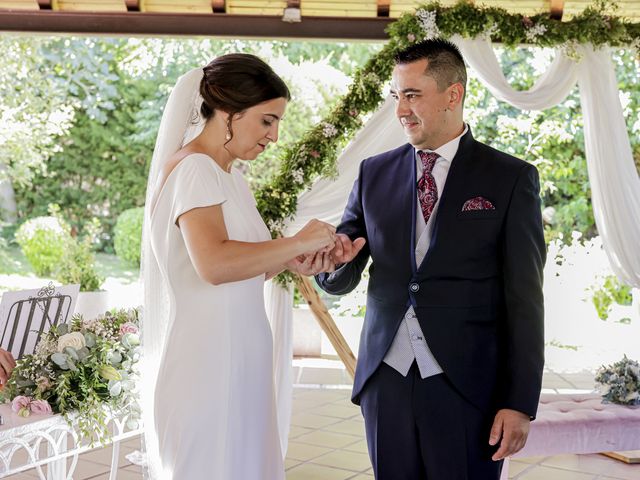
[55,238,104,292]
[15,216,70,276]
[114,207,144,267]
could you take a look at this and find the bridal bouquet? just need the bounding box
[595,355,640,406]
[1,308,141,442]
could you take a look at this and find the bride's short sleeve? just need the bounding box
[169,155,226,225]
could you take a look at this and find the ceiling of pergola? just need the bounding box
[0,1,638,39]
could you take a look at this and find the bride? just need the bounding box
[141,53,336,479]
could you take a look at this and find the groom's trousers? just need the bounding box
[359,362,503,480]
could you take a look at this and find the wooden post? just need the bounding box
[295,274,357,379]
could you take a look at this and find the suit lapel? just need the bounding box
[416,130,476,273]
[407,146,419,274]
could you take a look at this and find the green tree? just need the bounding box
[0,38,73,192]
[15,69,154,249]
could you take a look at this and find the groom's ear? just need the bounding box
[447,83,464,108]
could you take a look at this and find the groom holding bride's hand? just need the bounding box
[315,39,545,480]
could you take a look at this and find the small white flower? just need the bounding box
[560,40,583,62]
[364,72,380,85]
[292,169,304,184]
[542,206,556,225]
[267,219,283,232]
[525,23,547,43]
[416,9,440,40]
[322,122,338,138]
[481,21,499,41]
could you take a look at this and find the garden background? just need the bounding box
[1,35,639,374]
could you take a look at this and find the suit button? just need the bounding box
[409,283,419,293]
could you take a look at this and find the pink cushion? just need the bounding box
[514,393,640,457]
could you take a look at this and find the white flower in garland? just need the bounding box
[363,72,380,86]
[481,21,499,41]
[416,9,440,40]
[267,218,284,233]
[292,169,304,184]
[322,122,338,138]
[559,40,583,62]
[525,22,548,43]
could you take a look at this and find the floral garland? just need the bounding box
[256,0,639,284]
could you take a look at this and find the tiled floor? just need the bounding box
[5,362,640,479]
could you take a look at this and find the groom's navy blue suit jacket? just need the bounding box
[316,129,546,419]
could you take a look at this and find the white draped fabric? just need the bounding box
[451,37,640,287]
[267,37,640,452]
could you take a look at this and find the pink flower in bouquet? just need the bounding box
[11,395,31,417]
[119,322,139,336]
[30,399,53,415]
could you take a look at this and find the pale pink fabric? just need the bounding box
[501,393,640,479]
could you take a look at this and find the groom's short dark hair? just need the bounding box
[395,39,467,100]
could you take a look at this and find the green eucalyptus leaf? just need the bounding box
[51,352,68,367]
[64,346,79,361]
[76,347,90,361]
[108,381,122,397]
[66,357,78,372]
[107,351,122,366]
[84,332,96,348]
[121,333,140,349]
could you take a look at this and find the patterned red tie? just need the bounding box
[417,151,439,224]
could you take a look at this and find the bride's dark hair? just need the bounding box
[200,53,290,138]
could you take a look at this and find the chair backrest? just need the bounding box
[1,293,73,358]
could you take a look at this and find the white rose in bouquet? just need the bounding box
[57,332,86,352]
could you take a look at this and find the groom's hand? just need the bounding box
[330,234,366,265]
[489,408,530,461]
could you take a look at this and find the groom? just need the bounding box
[316,39,545,479]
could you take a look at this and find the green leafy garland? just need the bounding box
[256,0,639,284]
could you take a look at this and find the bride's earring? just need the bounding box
[225,126,231,141]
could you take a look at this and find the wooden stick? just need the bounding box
[295,274,356,379]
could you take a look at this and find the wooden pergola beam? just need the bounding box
[377,0,390,17]
[211,0,225,13]
[0,10,391,39]
[550,0,564,20]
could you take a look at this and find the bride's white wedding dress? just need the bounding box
[149,153,284,480]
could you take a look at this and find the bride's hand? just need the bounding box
[293,220,336,254]
[285,251,335,276]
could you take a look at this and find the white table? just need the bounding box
[0,404,142,479]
